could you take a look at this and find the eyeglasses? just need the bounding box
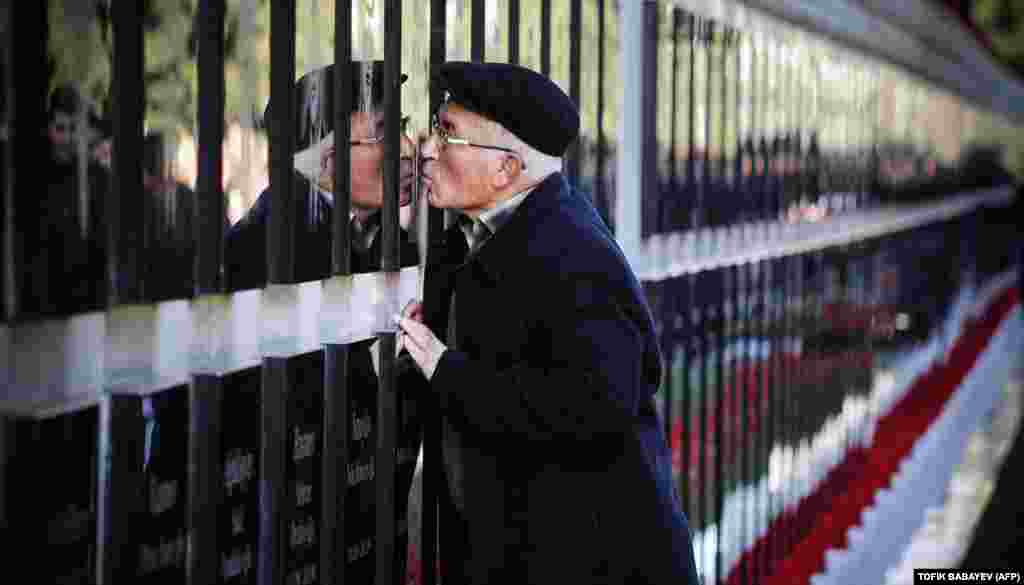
[349,115,411,147]
[431,114,527,170]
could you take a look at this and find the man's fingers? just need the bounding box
[402,300,425,323]
[400,334,428,376]
[394,314,432,342]
[409,304,424,324]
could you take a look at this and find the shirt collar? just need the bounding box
[478,185,535,234]
[459,184,537,249]
[350,208,381,252]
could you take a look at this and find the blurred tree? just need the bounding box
[972,0,1024,68]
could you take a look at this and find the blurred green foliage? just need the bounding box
[43,0,1023,179]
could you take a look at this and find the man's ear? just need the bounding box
[493,154,522,190]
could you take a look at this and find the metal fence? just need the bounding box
[0,1,1021,585]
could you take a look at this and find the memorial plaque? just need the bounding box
[137,384,189,583]
[220,366,262,585]
[344,341,422,584]
[283,350,324,585]
[12,405,99,584]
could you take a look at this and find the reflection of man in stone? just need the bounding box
[223,61,424,583]
[141,132,197,301]
[225,61,418,289]
[23,85,108,316]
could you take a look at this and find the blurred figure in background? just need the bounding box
[23,84,109,316]
[141,131,197,301]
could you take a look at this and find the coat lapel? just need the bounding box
[454,172,567,286]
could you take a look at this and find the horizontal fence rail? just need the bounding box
[1,1,1021,585]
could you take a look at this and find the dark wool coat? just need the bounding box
[424,172,700,584]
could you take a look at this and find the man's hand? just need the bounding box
[394,300,446,381]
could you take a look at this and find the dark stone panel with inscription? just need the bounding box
[346,339,380,584]
[137,384,189,583]
[9,405,99,584]
[219,367,262,584]
[345,340,423,583]
[284,350,324,585]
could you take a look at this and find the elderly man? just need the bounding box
[397,62,699,584]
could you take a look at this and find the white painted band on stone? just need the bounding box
[637,187,1014,282]
[2,266,423,415]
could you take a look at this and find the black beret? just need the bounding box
[434,61,579,157]
[263,61,408,152]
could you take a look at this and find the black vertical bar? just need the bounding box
[196,0,226,296]
[659,282,672,442]
[769,256,782,575]
[750,259,760,585]
[97,395,145,584]
[774,255,786,569]
[268,0,296,285]
[0,415,11,541]
[321,345,349,585]
[110,0,146,304]
[471,0,485,62]
[382,0,402,274]
[377,2,402,584]
[332,1,353,277]
[703,20,714,229]
[738,260,751,585]
[188,376,223,585]
[540,0,551,77]
[260,4,296,584]
[715,267,726,585]
[693,270,706,575]
[747,34,757,225]
[782,255,794,563]
[641,1,657,238]
[422,1,447,583]
[756,258,767,581]
[737,261,747,584]
[1,0,21,322]
[259,360,289,585]
[190,5,226,577]
[677,275,692,533]
[668,8,680,233]
[719,25,729,205]
[735,31,746,225]
[566,0,581,185]
[687,13,697,230]
[324,2,353,583]
[595,0,606,228]
[374,334,398,585]
[508,0,520,65]
[103,4,146,582]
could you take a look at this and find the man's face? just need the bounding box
[419,103,504,214]
[48,111,76,163]
[319,110,415,210]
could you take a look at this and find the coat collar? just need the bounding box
[447,172,568,284]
